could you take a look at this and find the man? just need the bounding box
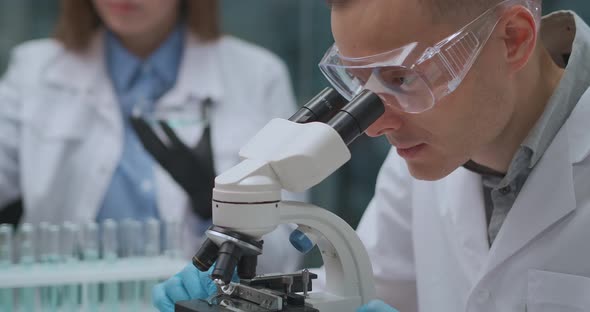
[154,0,590,311]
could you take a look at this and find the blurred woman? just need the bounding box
[0,0,302,272]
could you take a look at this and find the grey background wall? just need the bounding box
[544,0,590,20]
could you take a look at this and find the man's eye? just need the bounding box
[374,67,415,89]
[391,77,406,86]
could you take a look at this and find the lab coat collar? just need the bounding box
[159,32,225,105]
[41,30,225,105]
[539,11,590,164]
[562,12,590,165]
[484,121,576,273]
[41,31,123,134]
[567,90,590,164]
[42,31,106,94]
[439,167,490,283]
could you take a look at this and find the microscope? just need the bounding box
[176,88,385,312]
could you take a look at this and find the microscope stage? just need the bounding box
[175,299,319,312]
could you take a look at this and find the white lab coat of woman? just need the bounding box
[0,32,303,272]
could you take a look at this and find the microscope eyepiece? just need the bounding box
[327,90,385,145]
[289,88,348,124]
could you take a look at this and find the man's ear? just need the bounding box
[497,6,538,73]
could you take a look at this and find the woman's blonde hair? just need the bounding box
[54,0,220,51]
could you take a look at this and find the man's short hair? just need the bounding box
[328,0,540,24]
[421,0,504,22]
[328,0,508,21]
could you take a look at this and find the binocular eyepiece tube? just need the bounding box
[290,87,385,145]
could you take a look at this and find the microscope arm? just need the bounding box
[280,201,376,308]
[210,108,378,300]
[192,90,384,311]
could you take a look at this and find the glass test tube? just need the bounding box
[120,219,142,310]
[143,219,161,305]
[61,222,80,312]
[82,222,99,312]
[0,224,14,312]
[164,220,181,258]
[47,225,61,312]
[61,222,79,262]
[102,219,118,261]
[37,222,51,309]
[17,223,36,312]
[101,219,119,311]
[0,224,12,266]
[120,219,144,258]
[82,222,99,261]
[47,225,61,264]
[144,219,160,257]
[18,223,35,265]
[37,222,51,263]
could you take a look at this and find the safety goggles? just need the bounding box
[319,0,541,113]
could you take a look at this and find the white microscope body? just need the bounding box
[211,116,376,311]
[181,89,384,312]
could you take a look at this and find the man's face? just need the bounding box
[331,0,513,180]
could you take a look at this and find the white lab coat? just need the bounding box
[358,18,590,312]
[0,31,303,273]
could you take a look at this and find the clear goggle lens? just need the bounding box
[319,0,541,114]
[320,57,437,113]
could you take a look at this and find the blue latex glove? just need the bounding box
[152,264,218,312]
[357,300,400,312]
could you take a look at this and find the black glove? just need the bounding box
[0,198,23,227]
[130,117,216,220]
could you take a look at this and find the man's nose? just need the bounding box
[365,107,403,137]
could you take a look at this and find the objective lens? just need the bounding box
[237,254,258,280]
[192,238,219,272]
[211,241,242,285]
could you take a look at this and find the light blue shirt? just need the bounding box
[96,25,185,222]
